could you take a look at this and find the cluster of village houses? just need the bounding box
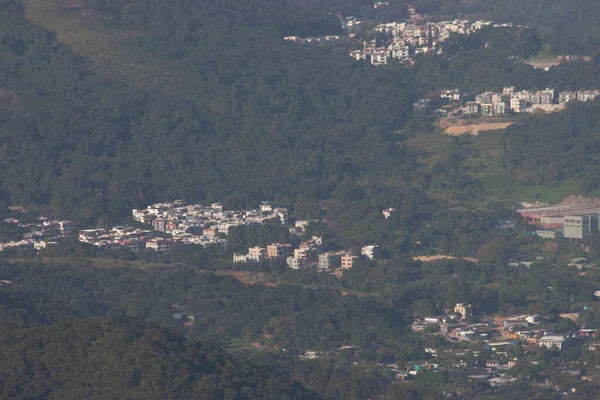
[233,236,381,271]
[449,87,599,116]
[284,5,517,66]
[79,200,287,251]
[413,87,600,117]
[0,217,75,252]
[406,302,600,387]
[351,16,507,65]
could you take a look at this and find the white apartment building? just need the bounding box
[361,245,381,260]
[248,246,266,262]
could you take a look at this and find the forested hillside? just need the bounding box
[0,262,407,350]
[0,0,419,226]
[0,293,320,400]
[2,0,600,228]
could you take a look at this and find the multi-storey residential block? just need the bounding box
[540,88,555,104]
[361,245,381,260]
[267,243,293,258]
[464,102,480,115]
[318,252,343,269]
[341,253,358,269]
[248,246,267,262]
[371,49,389,65]
[475,92,493,104]
[510,97,527,113]
[493,101,507,116]
[503,86,516,95]
[454,303,473,318]
[287,256,305,269]
[233,253,248,263]
[559,91,577,104]
[441,88,461,102]
[480,103,493,116]
[146,238,172,252]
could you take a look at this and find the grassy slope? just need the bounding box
[407,125,586,206]
[19,1,189,93]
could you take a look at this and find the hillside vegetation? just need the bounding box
[0,292,320,400]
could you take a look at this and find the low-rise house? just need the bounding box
[503,319,529,332]
[441,88,461,102]
[539,335,569,351]
[233,253,249,263]
[382,208,396,219]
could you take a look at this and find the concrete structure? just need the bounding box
[540,88,555,104]
[536,230,560,239]
[493,101,507,116]
[503,86,516,95]
[248,246,267,262]
[361,245,381,260]
[539,335,569,351]
[476,92,493,104]
[517,204,600,229]
[233,253,249,263]
[318,252,343,270]
[294,247,320,263]
[503,319,528,332]
[464,102,480,115]
[341,254,358,269]
[371,49,389,65]
[454,303,473,319]
[287,256,305,269]
[382,208,396,219]
[441,88,461,102]
[510,97,527,113]
[145,238,171,252]
[564,215,599,241]
[267,243,292,258]
[349,50,368,61]
[480,103,493,116]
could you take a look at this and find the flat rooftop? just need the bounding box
[517,204,600,218]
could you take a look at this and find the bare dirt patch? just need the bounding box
[442,121,514,136]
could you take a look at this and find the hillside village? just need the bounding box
[79,200,287,251]
[0,217,75,252]
[286,5,523,66]
[425,87,600,118]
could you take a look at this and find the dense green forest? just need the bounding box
[0,292,320,400]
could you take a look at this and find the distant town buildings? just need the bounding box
[518,203,600,242]
[81,200,289,250]
[457,87,599,117]
[347,19,508,66]
[0,217,74,252]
